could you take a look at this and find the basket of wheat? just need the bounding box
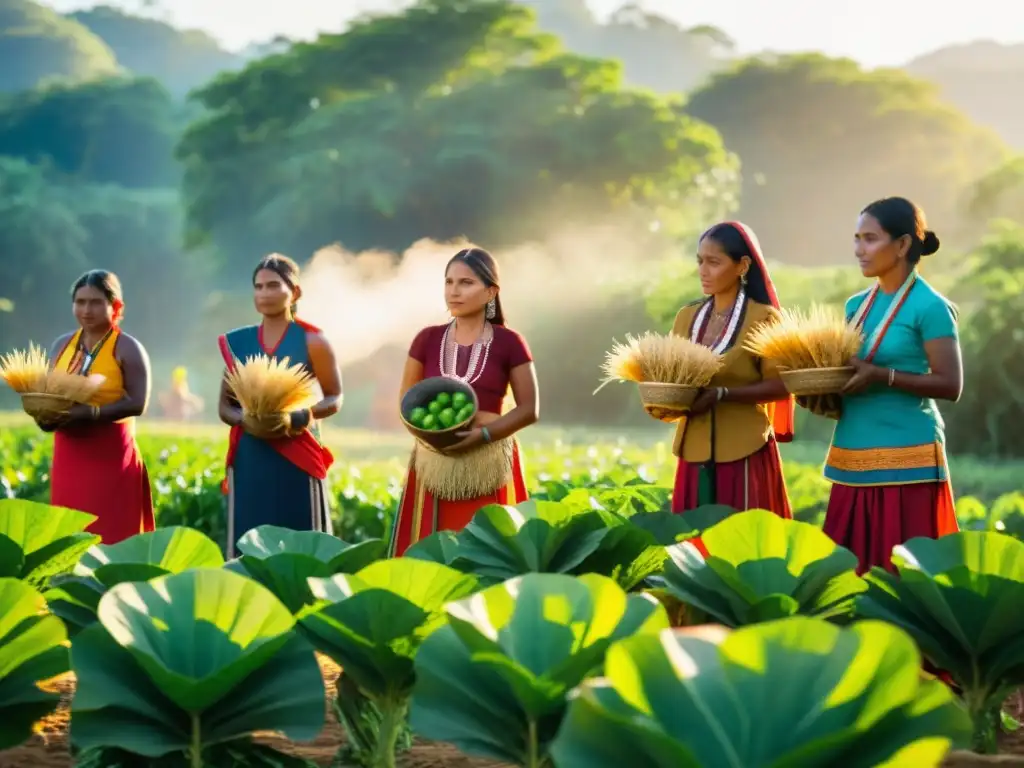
[595,332,725,423]
[224,354,318,440]
[0,344,106,422]
[743,305,864,396]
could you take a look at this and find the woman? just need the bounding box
[389,247,539,557]
[669,221,795,517]
[42,270,154,544]
[821,197,961,573]
[217,254,343,556]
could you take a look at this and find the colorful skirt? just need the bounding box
[823,481,959,574]
[51,421,155,545]
[226,432,332,558]
[671,437,792,518]
[389,441,528,557]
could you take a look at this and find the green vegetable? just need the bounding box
[409,407,427,425]
[435,392,451,407]
[427,401,443,415]
[452,391,468,408]
[456,404,474,424]
[437,408,456,428]
[421,414,437,430]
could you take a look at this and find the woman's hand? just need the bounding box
[289,408,312,434]
[35,414,66,432]
[688,388,721,416]
[841,357,884,395]
[443,427,485,455]
[796,394,843,419]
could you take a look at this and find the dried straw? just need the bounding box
[0,344,105,403]
[223,354,318,416]
[595,332,724,393]
[743,305,864,370]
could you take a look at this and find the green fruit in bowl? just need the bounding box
[435,392,452,407]
[456,403,475,425]
[427,400,443,415]
[409,406,427,425]
[452,391,468,409]
[438,408,456,428]
[421,414,438,430]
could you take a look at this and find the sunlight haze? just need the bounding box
[42,0,1024,65]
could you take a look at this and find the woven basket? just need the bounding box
[779,366,855,397]
[637,382,699,424]
[21,393,75,421]
[242,411,290,440]
[400,376,479,451]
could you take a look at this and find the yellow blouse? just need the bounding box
[55,329,126,407]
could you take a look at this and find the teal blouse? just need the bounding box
[825,276,958,486]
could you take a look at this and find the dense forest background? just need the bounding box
[1,0,1022,456]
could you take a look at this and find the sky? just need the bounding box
[43,0,1024,67]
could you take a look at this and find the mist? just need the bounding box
[298,222,666,368]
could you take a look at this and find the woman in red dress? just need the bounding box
[41,270,154,544]
[669,222,795,518]
[388,248,539,557]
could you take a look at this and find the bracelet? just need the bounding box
[716,387,728,402]
[888,368,896,387]
[90,405,100,420]
[481,426,492,443]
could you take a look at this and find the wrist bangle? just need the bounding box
[481,426,492,443]
[90,405,100,420]
[888,368,895,387]
[717,387,728,402]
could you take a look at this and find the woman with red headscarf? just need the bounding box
[40,270,155,544]
[668,222,795,517]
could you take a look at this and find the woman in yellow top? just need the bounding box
[40,270,154,544]
[670,222,795,517]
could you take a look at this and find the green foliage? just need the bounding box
[0,498,99,589]
[856,532,1024,752]
[549,617,972,766]
[686,53,1007,265]
[176,0,736,265]
[0,0,118,92]
[661,509,866,626]
[70,569,325,761]
[410,572,668,766]
[0,577,69,750]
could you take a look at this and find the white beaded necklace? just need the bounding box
[690,287,746,354]
[439,320,493,384]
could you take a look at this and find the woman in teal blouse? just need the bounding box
[818,197,962,573]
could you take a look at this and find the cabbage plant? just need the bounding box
[227,525,386,613]
[70,568,325,767]
[0,499,100,588]
[550,617,972,767]
[298,558,479,768]
[662,509,866,626]
[856,531,1024,753]
[411,572,669,767]
[47,527,224,634]
[0,578,69,749]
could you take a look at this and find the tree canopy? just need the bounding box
[687,53,1008,264]
[176,0,736,272]
[0,0,119,92]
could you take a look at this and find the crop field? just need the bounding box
[2,412,1024,768]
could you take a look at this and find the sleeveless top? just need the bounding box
[55,328,125,407]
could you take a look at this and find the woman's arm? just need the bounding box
[66,335,151,424]
[398,356,424,406]
[720,378,788,404]
[473,362,539,442]
[218,377,242,427]
[848,338,963,401]
[303,332,343,422]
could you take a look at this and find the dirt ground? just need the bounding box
[1,658,1022,768]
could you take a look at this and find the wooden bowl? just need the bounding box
[779,366,855,396]
[21,393,75,422]
[638,382,700,424]
[400,377,479,451]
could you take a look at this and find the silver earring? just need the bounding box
[740,273,748,286]
[486,298,496,319]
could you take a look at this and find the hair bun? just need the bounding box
[921,230,940,256]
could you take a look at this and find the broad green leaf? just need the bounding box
[550,618,971,767]
[0,500,100,589]
[76,527,225,578]
[411,573,669,764]
[0,578,70,750]
[663,509,865,626]
[0,533,24,578]
[856,532,1024,751]
[237,553,332,614]
[300,558,479,700]
[71,569,324,758]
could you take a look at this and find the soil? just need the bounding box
[1,659,1022,768]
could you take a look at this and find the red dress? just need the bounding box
[389,323,533,556]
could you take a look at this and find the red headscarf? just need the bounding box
[722,220,795,443]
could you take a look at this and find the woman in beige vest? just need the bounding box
[670,222,795,517]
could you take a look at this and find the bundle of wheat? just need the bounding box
[743,305,864,395]
[596,332,725,422]
[1,344,106,420]
[224,354,318,438]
